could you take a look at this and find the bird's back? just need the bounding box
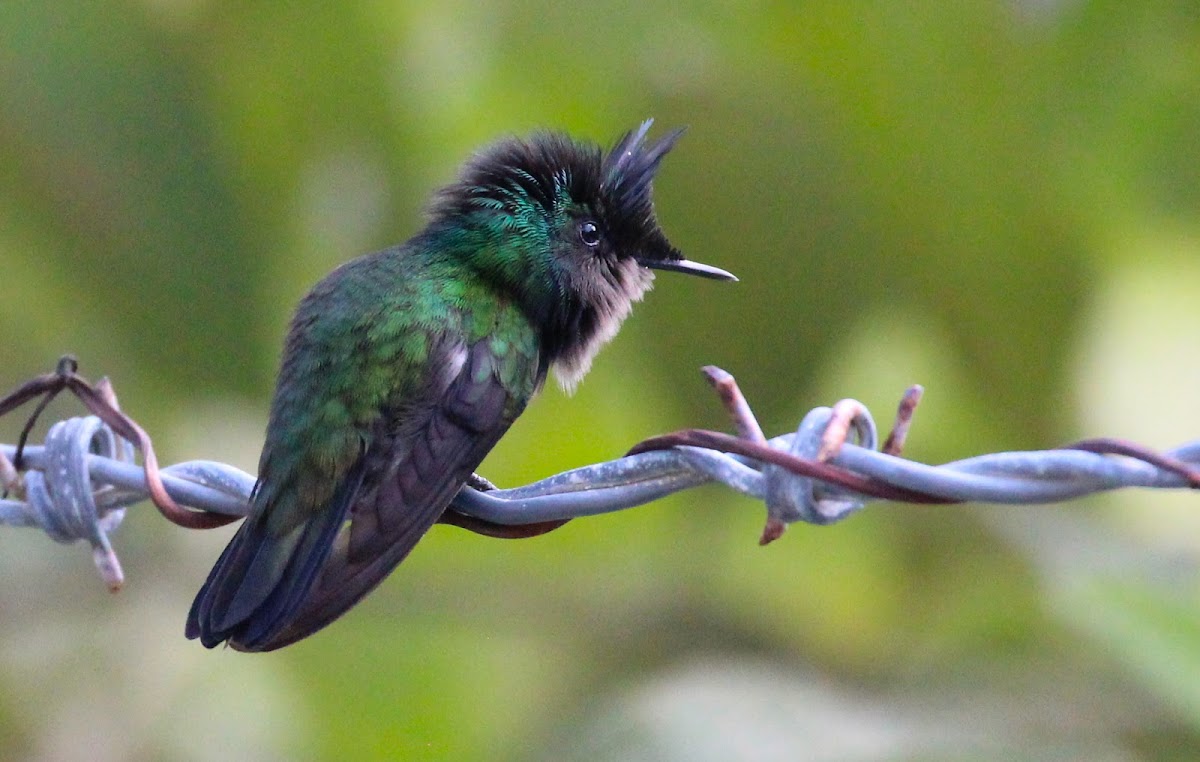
[187,243,543,650]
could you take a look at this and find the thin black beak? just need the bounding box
[638,258,737,281]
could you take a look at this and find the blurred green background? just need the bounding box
[2,1,1200,759]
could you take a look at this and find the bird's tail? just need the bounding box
[185,463,364,651]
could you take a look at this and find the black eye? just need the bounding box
[578,221,601,247]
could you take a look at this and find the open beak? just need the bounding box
[637,257,738,281]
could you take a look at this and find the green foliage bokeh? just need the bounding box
[2,2,1200,760]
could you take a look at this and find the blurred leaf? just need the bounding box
[0,1,265,406]
[2,0,1200,758]
[1059,576,1200,730]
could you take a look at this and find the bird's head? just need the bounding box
[428,120,735,388]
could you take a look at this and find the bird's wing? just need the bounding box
[188,334,538,651]
[253,337,533,650]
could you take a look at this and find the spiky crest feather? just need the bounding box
[426,120,688,388]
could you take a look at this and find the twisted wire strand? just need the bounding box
[2,416,134,589]
[3,396,1199,588]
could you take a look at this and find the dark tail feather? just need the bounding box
[230,485,451,651]
[186,463,365,651]
[189,343,523,651]
[185,508,342,649]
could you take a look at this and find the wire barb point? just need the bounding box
[4,362,1200,594]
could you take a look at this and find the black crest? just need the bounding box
[600,120,685,248]
[429,120,684,261]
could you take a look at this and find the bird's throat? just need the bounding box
[550,258,654,392]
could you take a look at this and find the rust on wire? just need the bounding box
[698,366,791,543]
[817,399,872,463]
[436,461,570,538]
[437,510,568,538]
[882,385,924,457]
[0,442,18,497]
[1064,437,1200,488]
[6,359,1200,552]
[702,365,768,444]
[629,371,957,510]
[0,356,237,530]
[631,371,950,540]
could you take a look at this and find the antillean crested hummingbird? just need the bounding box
[187,120,735,651]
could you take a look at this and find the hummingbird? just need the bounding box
[186,120,735,651]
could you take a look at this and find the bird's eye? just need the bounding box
[578,221,601,247]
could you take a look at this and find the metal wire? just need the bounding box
[3,394,1199,588]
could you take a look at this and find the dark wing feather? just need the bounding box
[185,453,367,647]
[224,339,527,651]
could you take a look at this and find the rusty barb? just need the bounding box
[0,356,236,532]
[4,357,1200,589]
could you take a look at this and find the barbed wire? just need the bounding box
[2,359,1198,590]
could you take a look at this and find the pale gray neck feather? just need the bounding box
[552,260,655,392]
